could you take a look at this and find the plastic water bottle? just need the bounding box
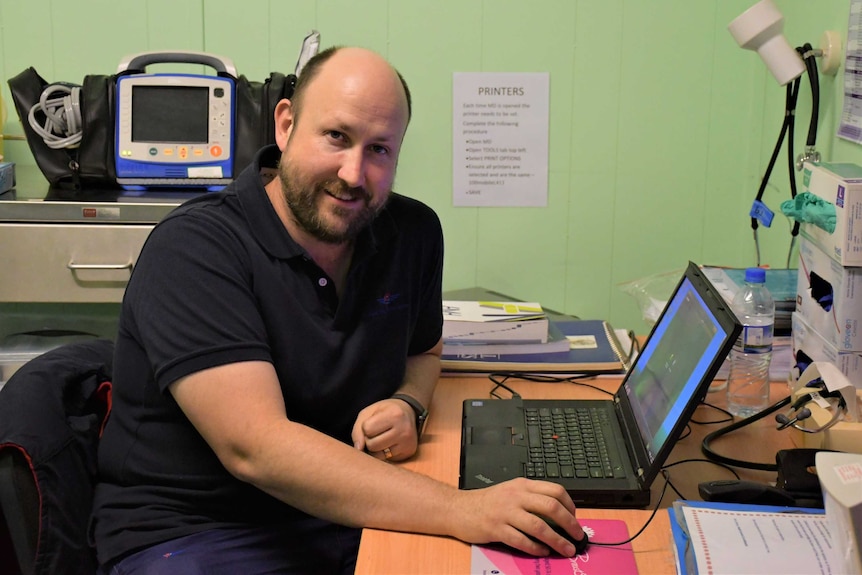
[726,268,774,418]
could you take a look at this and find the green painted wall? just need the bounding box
[0,0,855,332]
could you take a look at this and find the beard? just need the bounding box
[278,159,386,244]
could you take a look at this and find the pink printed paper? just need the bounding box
[470,519,638,574]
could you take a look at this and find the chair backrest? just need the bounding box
[0,340,113,575]
[0,449,40,574]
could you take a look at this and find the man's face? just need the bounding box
[277,58,409,245]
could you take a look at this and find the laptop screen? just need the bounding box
[622,275,730,464]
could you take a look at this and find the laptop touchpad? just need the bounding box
[468,426,514,445]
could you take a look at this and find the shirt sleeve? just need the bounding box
[121,209,272,392]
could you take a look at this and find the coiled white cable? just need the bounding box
[27,83,82,149]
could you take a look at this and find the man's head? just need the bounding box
[272,46,412,245]
[291,46,412,126]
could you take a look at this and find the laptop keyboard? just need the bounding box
[525,406,627,480]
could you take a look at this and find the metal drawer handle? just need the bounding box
[67,261,134,271]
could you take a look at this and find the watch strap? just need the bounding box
[391,393,428,436]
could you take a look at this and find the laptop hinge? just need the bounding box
[613,397,651,488]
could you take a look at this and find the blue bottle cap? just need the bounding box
[745,267,766,283]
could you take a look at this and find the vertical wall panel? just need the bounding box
[390,0,485,289]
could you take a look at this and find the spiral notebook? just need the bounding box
[441,319,630,374]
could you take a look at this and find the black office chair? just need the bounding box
[0,340,113,575]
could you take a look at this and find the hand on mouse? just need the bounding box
[542,518,590,556]
[447,477,586,557]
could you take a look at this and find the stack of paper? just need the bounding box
[441,319,630,375]
[441,300,575,357]
[442,300,550,345]
[669,500,835,574]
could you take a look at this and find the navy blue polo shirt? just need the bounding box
[91,145,444,565]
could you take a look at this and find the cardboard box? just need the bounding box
[0,161,14,195]
[793,396,862,454]
[797,237,862,351]
[788,362,862,454]
[792,312,862,388]
[799,161,862,266]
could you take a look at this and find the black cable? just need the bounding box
[751,78,799,234]
[784,44,819,254]
[701,396,792,471]
[664,476,686,501]
[690,401,733,425]
[677,424,691,441]
[625,329,640,362]
[487,372,613,398]
[488,374,522,399]
[803,44,820,149]
[787,54,800,238]
[748,43,822,263]
[590,469,673,547]
[663,458,741,481]
[788,44,823,240]
[591,457,747,547]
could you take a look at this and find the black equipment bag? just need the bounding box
[8,68,116,190]
[7,65,296,190]
[234,72,297,176]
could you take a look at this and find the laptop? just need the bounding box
[458,262,741,508]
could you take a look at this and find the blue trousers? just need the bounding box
[101,523,361,575]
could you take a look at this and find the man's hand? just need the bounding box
[351,398,418,461]
[448,478,585,558]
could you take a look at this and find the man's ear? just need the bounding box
[273,99,295,150]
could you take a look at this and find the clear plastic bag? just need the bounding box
[618,268,685,326]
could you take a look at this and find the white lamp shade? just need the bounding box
[728,0,806,85]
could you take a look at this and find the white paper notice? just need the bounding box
[452,72,549,207]
[681,507,839,574]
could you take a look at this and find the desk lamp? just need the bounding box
[728,0,806,86]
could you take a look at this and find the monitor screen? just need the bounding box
[623,276,729,462]
[131,85,209,144]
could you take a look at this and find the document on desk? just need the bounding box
[670,501,836,574]
[470,518,638,574]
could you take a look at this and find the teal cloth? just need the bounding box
[780,192,836,233]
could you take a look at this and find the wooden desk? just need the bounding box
[355,375,796,574]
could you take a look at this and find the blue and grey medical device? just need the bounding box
[114,51,236,190]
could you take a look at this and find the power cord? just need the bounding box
[590,456,747,548]
[487,372,612,400]
[27,82,83,149]
[700,396,791,471]
[587,469,673,548]
[690,401,733,425]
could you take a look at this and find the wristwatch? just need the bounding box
[391,393,429,438]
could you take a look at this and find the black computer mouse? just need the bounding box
[496,519,590,557]
[546,520,590,556]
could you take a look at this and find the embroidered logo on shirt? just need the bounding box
[369,292,407,317]
[377,292,401,305]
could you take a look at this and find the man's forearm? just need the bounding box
[395,338,442,409]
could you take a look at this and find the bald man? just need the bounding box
[91,47,583,574]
